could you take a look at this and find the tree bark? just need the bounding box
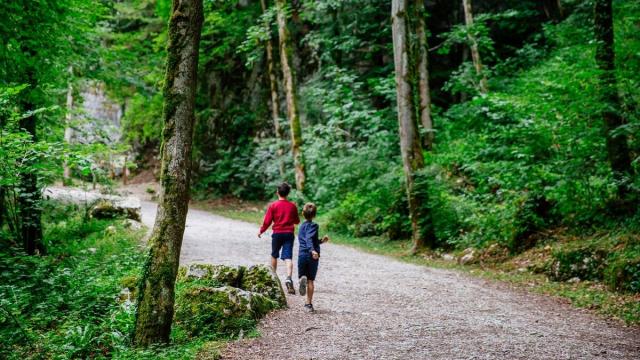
[276,0,305,191]
[462,0,488,94]
[261,0,285,178]
[19,100,44,255]
[63,66,74,184]
[392,0,426,253]
[122,154,128,185]
[414,0,434,149]
[134,0,204,347]
[594,0,632,196]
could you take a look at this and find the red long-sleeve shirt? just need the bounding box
[259,199,300,234]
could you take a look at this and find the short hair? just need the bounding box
[277,182,291,197]
[303,203,317,220]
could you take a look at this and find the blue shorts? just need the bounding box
[298,253,319,281]
[271,233,294,260]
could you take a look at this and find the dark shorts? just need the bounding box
[298,253,319,281]
[271,233,294,260]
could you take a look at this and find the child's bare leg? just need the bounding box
[285,259,293,278]
[306,280,314,305]
[271,256,278,272]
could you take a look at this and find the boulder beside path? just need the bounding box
[44,186,141,221]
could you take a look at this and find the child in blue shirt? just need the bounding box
[297,203,329,313]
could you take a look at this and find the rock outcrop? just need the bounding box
[173,264,286,337]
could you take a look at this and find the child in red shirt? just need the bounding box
[258,182,300,294]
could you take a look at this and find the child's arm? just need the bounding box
[258,205,273,238]
[293,204,300,225]
[311,223,321,255]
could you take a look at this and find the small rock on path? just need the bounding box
[138,201,640,360]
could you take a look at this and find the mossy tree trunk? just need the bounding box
[462,0,488,94]
[413,0,434,149]
[134,0,204,347]
[594,0,632,197]
[261,0,285,178]
[392,0,426,254]
[276,0,305,191]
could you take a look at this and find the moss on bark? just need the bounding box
[133,0,204,347]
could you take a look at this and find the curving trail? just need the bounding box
[139,201,640,360]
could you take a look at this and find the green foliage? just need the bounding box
[207,0,640,261]
[543,232,640,293]
[411,2,640,252]
[0,202,145,358]
[604,244,640,293]
[122,92,164,149]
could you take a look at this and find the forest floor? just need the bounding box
[126,184,640,360]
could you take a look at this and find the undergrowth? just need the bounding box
[0,202,232,359]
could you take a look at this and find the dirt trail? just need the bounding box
[138,201,640,360]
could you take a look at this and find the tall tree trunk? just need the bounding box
[594,0,632,196]
[276,0,305,191]
[19,100,44,255]
[392,0,426,253]
[63,66,74,184]
[462,0,488,94]
[414,0,434,149]
[134,0,204,347]
[261,0,285,178]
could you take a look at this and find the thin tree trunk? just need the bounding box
[462,0,488,94]
[19,100,44,255]
[63,66,74,184]
[392,0,426,253]
[134,0,204,347]
[276,0,305,191]
[594,0,632,196]
[542,0,564,22]
[261,0,285,178]
[122,154,128,185]
[414,0,434,149]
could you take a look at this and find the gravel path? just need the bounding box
[138,201,639,360]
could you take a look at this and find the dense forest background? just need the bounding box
[1,0,639,357]
[115,0,639,249]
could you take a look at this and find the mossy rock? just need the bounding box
[174,285,277,337]
[546,247,608,282]
[240,265,287,308]
[90,200,141,221]
[177,263,244,287]
[604,256,640,293]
